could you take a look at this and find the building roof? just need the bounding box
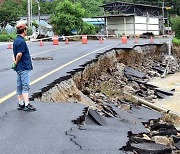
[94,14,135,18]
[100,1,162,9]
[83,18,105,25]
[99,1,164,17]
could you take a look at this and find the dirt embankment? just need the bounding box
[31,44,176,104]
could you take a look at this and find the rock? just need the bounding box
[96,105,103,110]
[148,70,161,77]
[118,104,131,111]
[116,63,125,72]
[99,72,110,81]
[147,89,154,95]
[68,93,73,97]
[67,97,76,102]
[134,46,143,53]
[98,93,106,99]
[110,97,118,103]
[128,81,140,90]
[123,85,135,93]
[96,98,104,104]
[146,96,153,101]
[151,95,158,99]
[142,134,151,141]
[151,131,159,136]
[82,87,91,95]
[152,136,170,145]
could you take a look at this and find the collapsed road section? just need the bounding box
[30,43,180,153]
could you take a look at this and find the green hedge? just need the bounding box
[0,34,17,42]
[172,38,180,46]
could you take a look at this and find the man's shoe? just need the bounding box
[23,104,36,112]
[17,104,25,110]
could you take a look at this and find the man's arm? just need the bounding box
[15,52,22,65]
[12,55,15,62]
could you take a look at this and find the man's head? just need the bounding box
[16,21,27,35]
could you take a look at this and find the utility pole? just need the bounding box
[37,0,41,35]
[162,0,165,35]
[27,0,31,28]
[30,0,32,27]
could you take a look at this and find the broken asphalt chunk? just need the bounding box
[124,67,146,79]
[155,88,174,98]
[88,109,106,126]
[152,66,165,74]
[130,142,172,154]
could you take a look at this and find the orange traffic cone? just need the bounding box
[7,42,13,49]
[121,35,127,44]
[150,36,154,43]
[65,38,69,44]
[40,40,44,46]
[82,35,88,44]
[99,37,104,44]
[134,37,138,43]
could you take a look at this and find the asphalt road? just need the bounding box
[0,37,171,153]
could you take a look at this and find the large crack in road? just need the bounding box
[29,43,180,153]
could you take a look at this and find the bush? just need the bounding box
[173,38,180,46]
[81,22,96,35]
[27,28,33,36]
[0,34,17,42]
[171,16,180,39]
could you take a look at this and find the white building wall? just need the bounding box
[107,16,134,36]
[135,16,146,23]
[135,24,146,30]
[135,16,159,35]
[106,16,159,36]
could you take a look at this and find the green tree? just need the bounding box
[71,0,103,17]
[81,22,96,35]
[50,0,85,35]
[171,16,180,38]
[40,0,58,15]
[0,0,22,29]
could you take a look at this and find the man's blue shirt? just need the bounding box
[13,35,33,71]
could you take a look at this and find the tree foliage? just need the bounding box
[171,16,180,39]
[50,0,85,35]
[81,22,96,35]
[69,0,103,17]
[0,0,22,29]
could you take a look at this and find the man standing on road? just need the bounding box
[12,22,36,111]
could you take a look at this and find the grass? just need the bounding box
[0,34,17,42]
[172,37,180,46]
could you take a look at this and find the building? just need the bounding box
[99,1,167,36]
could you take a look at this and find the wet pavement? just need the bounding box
[149,72,180,114]
[0,102,86,154]
[0,101,163,154]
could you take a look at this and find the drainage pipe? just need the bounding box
[123,92,180,117]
